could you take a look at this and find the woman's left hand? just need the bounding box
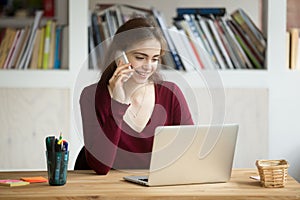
[108,61,134,103]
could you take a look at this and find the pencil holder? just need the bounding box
[256,159,289,188]
[46,151,69,186]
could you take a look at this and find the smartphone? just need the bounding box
[116,51,133,80]
[116,51,130,66]
[120,51,129,64]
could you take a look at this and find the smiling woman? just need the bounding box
[84,17,194,175]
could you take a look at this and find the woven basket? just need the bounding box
[256,159,289,188]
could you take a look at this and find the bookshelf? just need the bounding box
[1,0,300,183]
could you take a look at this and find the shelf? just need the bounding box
[0,17,52,28]
[0,70,73,88]
[161,69,269,88]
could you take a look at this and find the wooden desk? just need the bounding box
[0,169,299,200]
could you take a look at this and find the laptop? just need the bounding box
[123,124,239,186]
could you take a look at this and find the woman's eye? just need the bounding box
[135,57,144,60]
[152,58,159,62]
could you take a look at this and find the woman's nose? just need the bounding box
[142,59,153,69]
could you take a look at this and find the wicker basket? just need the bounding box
[256,159,289,188]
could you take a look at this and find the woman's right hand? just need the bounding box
[108,60,134,103]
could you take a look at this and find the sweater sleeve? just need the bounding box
[84,82,129,175]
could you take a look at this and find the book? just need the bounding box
[286,31,290,69]
[0,28,17,68]
[29,28,42,69]
[20,176,47,183]
[14,26,31,69]
[48,20,57,69]
[197,15,226,69]
[88,25,98,70]
[6,28,26,69]
[91,12,103,46]
[43,20,53,69]
[221,17,253,69]
[43,0,55,17]
[18,10,44,69]
[38,26,46,69]
[174,17,205,69]
[61,26,69,69]
[54,25,63,69]
[152,8,185,70]
[176,7,226,18]
[217,17,247,69]
[231,8,266,55]
[182,14,207,69]
[227,19,263,69]
[289,28,299,70]
[207,16,234,69]
[229,18,264,64]
[3,29,21,69]
[168,26,198,71]
[0,179,30,187]
[190,14,218,69]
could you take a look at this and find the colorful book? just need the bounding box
[61,26,69,69]
[227,19,264,69]
[38,26,45,69]
[221,17,253,69]
[20,176,47,183]
[43,0,55,17]
[43,20,53,69]
[289,28,299,70]
[54,25,63,69]
[48,20,57,69]
[152,8,184,70]
[176,7,226,18]
[14,26,31,69]
[18,10,44,69]
[0,28,17,68]
[231,8,266,55]
[29,28,42,69]
[0,179,30,187]
[3,29,21,69]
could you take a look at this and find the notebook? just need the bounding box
[123,124,239,186]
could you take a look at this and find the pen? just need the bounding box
[45,136,55,152]
[62,140,68,151]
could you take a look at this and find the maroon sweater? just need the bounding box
[85,81,193,175]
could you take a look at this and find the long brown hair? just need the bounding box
[98,17,167,86]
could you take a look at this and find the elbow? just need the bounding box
[85,150,111,175]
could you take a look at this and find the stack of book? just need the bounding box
[88,4,267,71]
[171,8,267,70]
[88,4,165,70]
[0,11,69,70]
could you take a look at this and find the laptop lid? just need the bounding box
[146,124,239,186]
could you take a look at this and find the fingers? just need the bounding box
[113,63,134,80]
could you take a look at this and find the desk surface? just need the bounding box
[0,169,299,200]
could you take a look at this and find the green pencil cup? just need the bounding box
[46,151,69,186]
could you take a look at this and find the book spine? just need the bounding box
[231,9,266,55]
[0,28,17,68]
[48,20,57,69]
[177,7,226,17]
[8,29,26,69]
[152,8,184,70]
[43,0,55,17]
[38,26,45,69]
[54,25,62,69]
[3,30,20,69]
[43,20,52,69]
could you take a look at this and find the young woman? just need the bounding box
[85,17,194,175]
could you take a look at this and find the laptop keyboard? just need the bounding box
[139,178,148,182]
